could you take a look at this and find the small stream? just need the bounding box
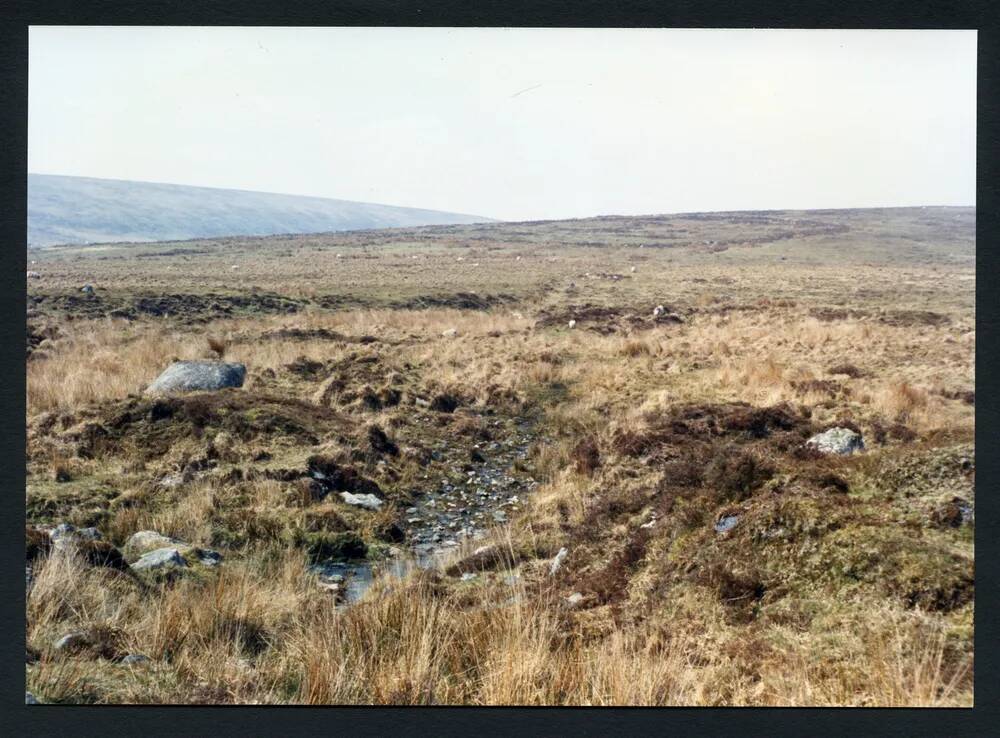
[311,417,541,605]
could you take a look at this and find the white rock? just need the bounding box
[630,266,637,273]
[550,547,568,575]
[806,427,865,455]
[566,592,584,607]
[339,492,384,511]
[568,320,576,329]
[442,328,458,338]
[653,305,665,318]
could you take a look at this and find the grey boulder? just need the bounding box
[131,547,188,571]
[806,427,865,455]
[146,361,246,395]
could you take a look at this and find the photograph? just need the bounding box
[23,26,975,707]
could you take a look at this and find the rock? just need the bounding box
[26,270,41,279]
[26,691,40,704]
[653,305,665,318]
[49,523,76,540]
[442,328,458,338]
[460,572,478,582]
[806,427,864,455]
[131,547,188,571]
[124,530,182,561]
[145,360,246,394]
[550,547,568,576]
[339,492,384,511]
[121,654,150,665]
[714,514,740,533]
[77,527,102,540]
[565,592,584,607]
[568,320,576,329]
[81,284,94,294]
[54,632,92,654]
[195,549,224,566]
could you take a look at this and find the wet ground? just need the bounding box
[313,417,541,604]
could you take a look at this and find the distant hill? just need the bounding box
[27,174,494,248]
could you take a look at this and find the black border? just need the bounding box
[3,1,997,735]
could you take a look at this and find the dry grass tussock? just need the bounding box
[26,535,970,706]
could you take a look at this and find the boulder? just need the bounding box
[124,530,222,567]
[339,492,383,511]
[806,427,864,455]
[131,547,188,571]
[124,530,181,561]
[145,361,246,394]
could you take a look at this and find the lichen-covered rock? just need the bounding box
[124,530,182,561]
[145,361,246,394]
[131,547,188,571]
[339,492,383,511]
[806,427,864,455]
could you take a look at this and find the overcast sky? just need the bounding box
[29,27,976,221]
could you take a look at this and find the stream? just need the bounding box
[310,417,541,605]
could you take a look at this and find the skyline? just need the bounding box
[30,27,976,221]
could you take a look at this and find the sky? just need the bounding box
[29,27,976,221]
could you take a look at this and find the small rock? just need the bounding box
[652,305,665,318]
[442,328,458,338]
[195,549,224,566]
[460,572,478,582]
[550,547,568,576]
[565,592,584,607]
[80,284,95,294]
[567,320,576,329]
[714,514,740,533]
[806,427,864,455]
[54,632,92,654]
[121,654,150,665]
[26,271,41,279]
[131,547,188,571]
[77,527,102,540]
[339,492,384,511]
[26,691,40,704]
[49,523,77,540]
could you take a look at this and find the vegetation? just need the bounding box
[26,206,974,705]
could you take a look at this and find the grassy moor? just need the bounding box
[25,206,974,706]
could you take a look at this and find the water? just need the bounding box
[310,414,541,605]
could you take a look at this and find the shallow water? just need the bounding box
[312,415,541,605]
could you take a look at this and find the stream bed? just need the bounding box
[312,416,541,605]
